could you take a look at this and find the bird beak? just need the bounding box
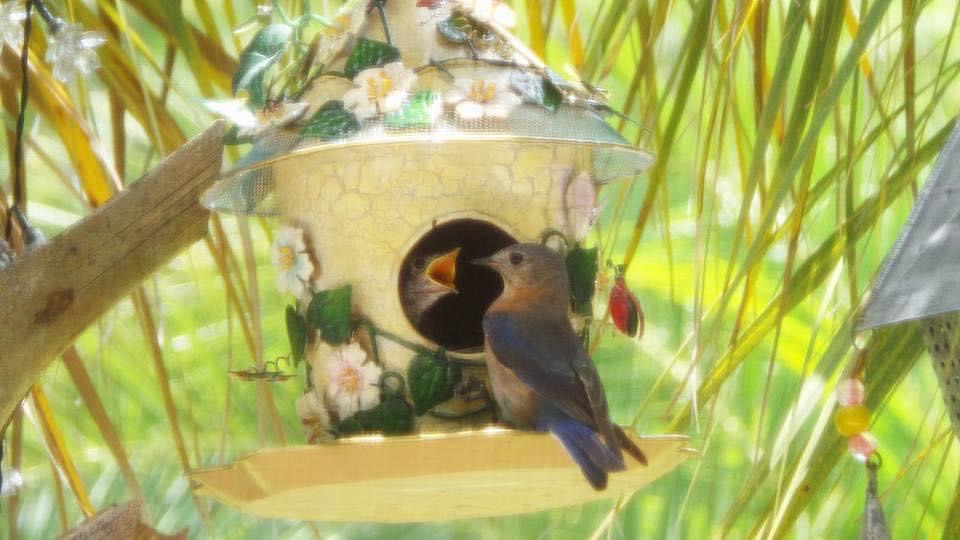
[426,247,460,292]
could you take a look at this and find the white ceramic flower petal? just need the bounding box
[360,361,383,382]
[445,88,466,106]
[352,66,385,85]
[294,258,314,282]
[492,4,516,28]
[483,93,520,118]
[287,274,306,297]
[343,86,379,120]
[381,91,408,114]
[359,384,380,411]
[382,61,406,79]
[455,101,485,120]
[343,342,367,364]
[275,270,290,295]
[566,171,597,240]
[452,78,476,94]
[204,99,259,129]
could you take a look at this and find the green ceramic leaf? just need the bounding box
[385,91,441,128]
[300,101,361,140]
[232,24,291,106]
[437,15,471,44]
[566,244,598,316]
[285,305,307,365]
[223,125,252,146]
[336,415,366,435]
[306,285,353,345]
[378,397,414,434]
[337,397,414,436]
[407,350,462,415]
[344,37,401,78]
[510,71,563,112]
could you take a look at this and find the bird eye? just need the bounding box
[412,257,426,270]
[509,252,524,266]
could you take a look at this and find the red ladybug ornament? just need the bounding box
[608,263,644,338]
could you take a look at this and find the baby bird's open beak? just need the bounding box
[426,247,460,293]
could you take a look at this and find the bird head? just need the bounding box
[472,243,569,306]
[400,247,461,323]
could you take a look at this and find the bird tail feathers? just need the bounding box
[614,424,648,466]
[550,418,625,491]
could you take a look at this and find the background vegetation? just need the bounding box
[2,0,960,537]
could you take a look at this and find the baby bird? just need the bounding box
[400,247,460,324]
[474,243,646,490]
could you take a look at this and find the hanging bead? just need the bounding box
[834,404,871,437]
[837,378,865,406]
[608,264,644,338]
[848,432,878,462]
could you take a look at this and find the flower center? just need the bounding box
[468,81,497,103]
[337,365,362,395]
[367,74,394,101]
[277,246,296,271]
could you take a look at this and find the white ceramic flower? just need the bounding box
[316,0,367,65]
[296,390,332,443]
[342,62,417,121]
[326,343,381,419]
[270,225,314,297]
[204,99,309,138]
[45,23,106,82]
[0,1,25,48]
[456,0,516,28]
[564,171,599,240]
[445,78,521,120]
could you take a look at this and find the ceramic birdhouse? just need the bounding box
[195,0,692,521]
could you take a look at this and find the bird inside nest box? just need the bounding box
[203,0,654,442]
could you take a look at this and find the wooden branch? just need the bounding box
[0,122,224,424]
[61,499,186,539]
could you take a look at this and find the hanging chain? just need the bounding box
[5,0,33,240]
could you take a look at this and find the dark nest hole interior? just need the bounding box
[398,218,517,351]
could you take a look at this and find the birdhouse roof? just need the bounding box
[858,120,960,330]
[202,1,654,216]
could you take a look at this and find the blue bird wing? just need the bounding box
[483,310,623,459]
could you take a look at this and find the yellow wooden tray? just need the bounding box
[191,428,695,522]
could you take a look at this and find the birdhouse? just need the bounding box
[195,0,692,521]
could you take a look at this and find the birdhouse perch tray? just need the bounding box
[190,429,694,522]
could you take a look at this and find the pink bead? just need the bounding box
[848,432,878,461]
[837,378,865,407]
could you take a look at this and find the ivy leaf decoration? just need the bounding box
[566,244,599,317]
[300,101,361,140]
[344,37,401,78]
[232,24,292,107]
[437,15,471,44]
[286,305,307,365]
[337,400,415,436]
[223,125,253,146]
[385,91,441,128]
[307,285,353,345]
[378,397,414,434]
[408,349,462,415]
[510,71,563,112]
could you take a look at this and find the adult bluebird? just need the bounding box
[474,243,646,490]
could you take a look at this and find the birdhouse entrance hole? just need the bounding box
[398,218,516,350]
